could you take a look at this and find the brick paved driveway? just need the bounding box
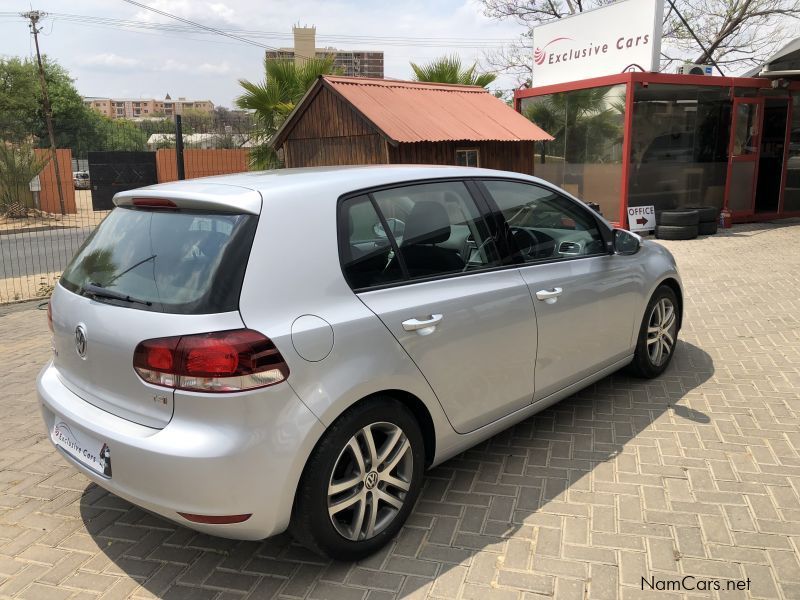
[2,221,800,600]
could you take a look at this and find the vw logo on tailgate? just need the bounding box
[74,325,88,359]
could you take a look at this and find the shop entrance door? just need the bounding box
[755,99,790,214]
[725,98,764,218]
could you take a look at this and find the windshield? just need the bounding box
[60,206,258,314]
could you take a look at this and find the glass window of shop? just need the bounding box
[784,95,800,213]
[628,84,731,213]
[520,84,626,219]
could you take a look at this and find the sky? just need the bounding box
[0,0,529,107]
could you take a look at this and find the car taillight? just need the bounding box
[132,198,177,209]
[47,300,53,333]
[133,329,289,393]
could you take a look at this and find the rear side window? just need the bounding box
[339,181,501,290]
[340,195,405,290]
[60,207,257,314]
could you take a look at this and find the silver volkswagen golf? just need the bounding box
[38,166,682,559]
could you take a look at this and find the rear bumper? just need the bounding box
[37,361,325,540]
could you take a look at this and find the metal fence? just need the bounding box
[0,112,258,303]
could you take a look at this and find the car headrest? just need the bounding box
[402,201,451,246]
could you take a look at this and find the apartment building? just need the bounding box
[83,95,215,119]
[265,26,384,79]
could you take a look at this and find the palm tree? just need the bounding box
[410,55,496,88]
[524,87,623,164]
[236,56,341,168]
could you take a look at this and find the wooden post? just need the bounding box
[175,115,186,180]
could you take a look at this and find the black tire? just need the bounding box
[698,220,718,236]
[678,205,718,223]
[628,285,679,378]
[290,397,425,560]
[656,224,698,240]
[658,209,700,227]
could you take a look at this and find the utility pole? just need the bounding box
[175,114,186,180]
[22,10,66,215]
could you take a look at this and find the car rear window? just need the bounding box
[60,206,258,314]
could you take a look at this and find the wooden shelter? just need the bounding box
[271,76,552,174]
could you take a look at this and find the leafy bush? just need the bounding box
[0,144,49,217]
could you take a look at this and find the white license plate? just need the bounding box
[51,419,111,477]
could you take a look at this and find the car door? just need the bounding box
[339,180,537,434]
[479,179,643,402]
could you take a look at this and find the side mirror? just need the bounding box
[613,229,642,255]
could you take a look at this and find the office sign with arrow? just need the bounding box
[627,205,656,232]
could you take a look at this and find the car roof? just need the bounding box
[113,165,551,215]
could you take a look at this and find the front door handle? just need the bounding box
[402,314,443,335]
[535,287,563,304]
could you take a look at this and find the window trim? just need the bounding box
[455,148,480,168]
[368,192,409,279]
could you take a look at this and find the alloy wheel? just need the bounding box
[647,297,677,367]
[327,422,413,541]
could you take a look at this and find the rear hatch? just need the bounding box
[50,188,260,428]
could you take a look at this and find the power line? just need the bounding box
[1,11,522,49]
[117,0,319,61]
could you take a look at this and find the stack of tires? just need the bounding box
[682,206,719,236]
[655,206,718,240]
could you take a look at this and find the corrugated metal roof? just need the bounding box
[274,76,552,146]
[324,76,552,143]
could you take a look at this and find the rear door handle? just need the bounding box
[402,314,443,334]
[535,287,563,304]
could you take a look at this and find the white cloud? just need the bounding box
[197,62,232,75]
[207,3,235,21]
[84,53,142,69]
[133,0,237,24]
[156,58,188,72]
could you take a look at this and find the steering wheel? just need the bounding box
[462,237,496,272]
[509,227,540,259]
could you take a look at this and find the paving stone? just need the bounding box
[3,223,800,598]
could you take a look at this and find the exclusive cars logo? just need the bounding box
[534,37,572,65]
[535,33,651,66]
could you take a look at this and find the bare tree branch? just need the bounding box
[478,0,799,80]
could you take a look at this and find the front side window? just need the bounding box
[482,180,607,262]
[339,181,501,289]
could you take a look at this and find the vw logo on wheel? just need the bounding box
[74,325,88,359]
[364,471,379,490]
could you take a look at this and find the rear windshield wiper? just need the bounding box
[82,282,153,306]
[106,254,157,285]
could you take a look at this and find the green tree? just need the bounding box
[410,55,497,88]
[0,56,137,157]
[236,57,341,168]
[0,57,94,149]
[96,118,148,152]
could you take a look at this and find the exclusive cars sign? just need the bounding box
[532,0,665,87]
